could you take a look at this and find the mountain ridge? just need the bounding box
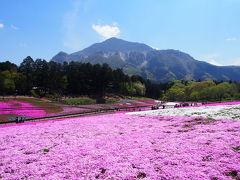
[51,38,240,82]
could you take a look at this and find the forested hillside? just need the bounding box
[0,57,165,99]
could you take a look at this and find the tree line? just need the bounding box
[0,56,165,99]
[163,80,240,101]
[2,57,240,102]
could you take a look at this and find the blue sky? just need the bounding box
[0,0,240,66]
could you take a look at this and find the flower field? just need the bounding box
[0,103,240,179]
[0,97,157,123]
[0,99,89,123]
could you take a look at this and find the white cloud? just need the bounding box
[92,24,120,39]
[226,37,237,41]
[201,53,223,66]
[10,24,19,30]
[151,46,160,50]
[200,54,240,66]
[0,24,4,29]
[208,59,223,66]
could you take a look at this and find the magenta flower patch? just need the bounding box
[0,100,90,122]
[0,100,46,118]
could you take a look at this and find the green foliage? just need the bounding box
[172,80,187,88]
[133,81,146,96]
[45,93,62,100]
[137,172,147,179]
[131,97,153,100]
[189,91,200,101]
[62,97,96,105]
[120,82,136,96]
[105,98,120,104]
[30,90,40,98]
[43,148,50,153]
[60,75,68,90]
[163,80,239,101]
[127,84,137,96]
[0,70,23,94]
[1,76,15,93]
[216,82,237,99]
[2,56,240,101]
[0,57,168,98]
[163,87,185,101]
[225,170,238,179]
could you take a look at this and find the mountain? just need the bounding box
[51,37,240,82]
[52,38,153,63]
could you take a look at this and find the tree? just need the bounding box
[0,61,18,72]
[33,59,49,90]
[213,82,238,101]
[19,56,35,93]
[189,91,200,101]
[163,87,185,101]
[133,81,146,96]
[60,75,68,92]
[0,70,16,94]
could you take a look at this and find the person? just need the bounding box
[15,117,19,124]
[162,105,165,109]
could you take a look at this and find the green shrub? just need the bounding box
[43,148,50,153]
[30,90,40,98]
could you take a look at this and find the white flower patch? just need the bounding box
[127,104,240,120]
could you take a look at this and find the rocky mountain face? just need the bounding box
[51,37,240,82]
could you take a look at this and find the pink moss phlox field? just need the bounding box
[0,114,239,179]
[0,100,46,118]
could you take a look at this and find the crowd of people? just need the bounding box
[15,117,25,123]
[151,101,209,110]
[151,104,165,110]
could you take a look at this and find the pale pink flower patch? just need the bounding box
[0,113,239,179]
